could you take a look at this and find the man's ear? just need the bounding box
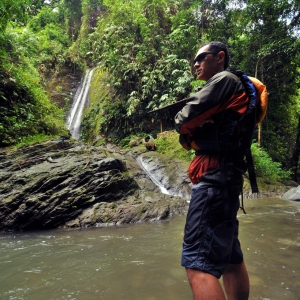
[218,51,225,64]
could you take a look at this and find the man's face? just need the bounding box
[194,45,223,81]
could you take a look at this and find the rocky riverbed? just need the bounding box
[0,140,191,232]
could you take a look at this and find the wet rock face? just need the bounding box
[0,141,189,232]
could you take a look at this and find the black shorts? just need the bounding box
[181,182,243,279]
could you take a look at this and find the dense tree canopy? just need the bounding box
[1,0,300,178]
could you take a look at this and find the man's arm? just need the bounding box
[175,71,244,135]
[174,71,247,150]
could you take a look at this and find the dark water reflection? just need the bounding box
[0,197,299,300]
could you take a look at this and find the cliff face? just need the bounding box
[0,140,189,232]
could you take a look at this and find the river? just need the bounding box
[0,197,299,300]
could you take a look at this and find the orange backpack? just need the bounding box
[249,76,268,124]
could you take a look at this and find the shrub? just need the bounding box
[155,130,195,161]
[251,142,290,181]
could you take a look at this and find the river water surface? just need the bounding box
[0,197,299,300]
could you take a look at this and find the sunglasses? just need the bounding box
[193,52,219,65]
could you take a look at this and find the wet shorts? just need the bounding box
[181,182,243,279]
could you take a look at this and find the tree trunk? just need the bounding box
[257,123,261,147]
[255,60,262,147]
[291,115,300,182]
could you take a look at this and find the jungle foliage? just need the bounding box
[1,0,300,179]
[0,0,72,145]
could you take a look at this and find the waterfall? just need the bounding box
[137,156,170,195]
[136,155,191,201]
[67,69,94,140]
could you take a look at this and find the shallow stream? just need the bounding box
[0,197,299,300]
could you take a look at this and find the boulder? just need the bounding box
[0,140,188,231]
[281,186,300,201]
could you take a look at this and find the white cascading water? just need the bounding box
[136,156,170,195]
[136,155,191,201]
[67,69,94,140]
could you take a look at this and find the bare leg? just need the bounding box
[186,268,226,300]
[222,262,249,300]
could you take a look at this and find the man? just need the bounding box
[175,41,250,300]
